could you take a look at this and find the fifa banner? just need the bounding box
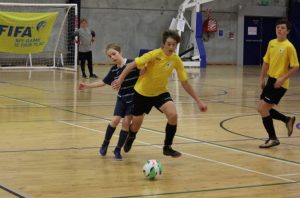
[0,12,58,54]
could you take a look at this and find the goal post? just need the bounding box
[0,3,78,71]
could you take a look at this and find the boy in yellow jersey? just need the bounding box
[258,19,299,148]
[112,30,207,157]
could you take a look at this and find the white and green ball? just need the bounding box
[143,160,163,180]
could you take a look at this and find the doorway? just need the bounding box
[243,16,279,65]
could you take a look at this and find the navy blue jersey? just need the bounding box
[103,59,139,103]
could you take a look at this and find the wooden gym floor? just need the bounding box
[0,65,300,198]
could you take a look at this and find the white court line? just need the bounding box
[62,116,300,168]
[142,116,246,122]
[69,120,109,124]
[59,120,295,183]
[139,127,300,168]
[0,96,44,107]
[277,173,300,177]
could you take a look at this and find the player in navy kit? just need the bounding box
[79,43,140,160]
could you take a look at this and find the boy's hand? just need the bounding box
[79,83,88,90]
[139,67,147,76]
[112,79,122,90]
[198,101,208,112]
[274,77,284,88]
[259,78,265,90]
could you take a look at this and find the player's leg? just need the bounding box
[79,52,87,78]
[99,116,121,156]
[123,91,151,153]
[100,98,124,156]
[269,108,295,136]
[113,115,132,160]
[123,115,145,153]
[87,51,97,78]
[258,100,280,148]
[159,100,181,157]
[258,77,288,148]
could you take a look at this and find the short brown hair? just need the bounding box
[162,30,181,44]
[80,19,88,24]
[105,43,121,53]
[276,18,291,30]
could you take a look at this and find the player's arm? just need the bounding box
[79,80,106,90]
[91,30,95,42]
[274,66,299,88]
[112,61,137,89]
[259,62,269,89]
[73,31,80,44]
[181,81,207,112]
[274,46,299,88]
[112,50,155,89]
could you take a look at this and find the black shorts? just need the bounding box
[260,77,287,105]
[132,91,173,116]
[113,97,133,117]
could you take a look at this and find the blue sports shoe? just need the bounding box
[113,149,123,161]
[99,144,108,156]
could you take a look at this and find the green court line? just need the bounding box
[113,181,300,198]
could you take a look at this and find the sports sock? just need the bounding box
[116,130,128,149]
[262,116,277,140]
[164,123,177,146]
[269,108,289,123]
[102,124,116,146]
[128,128,137,138]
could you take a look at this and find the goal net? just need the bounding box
[0,3,78,71]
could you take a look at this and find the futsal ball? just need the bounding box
[143,160,163,180]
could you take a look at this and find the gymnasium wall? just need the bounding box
[80,0,183,63]
[81,0,288,65]
[2,0,288,65]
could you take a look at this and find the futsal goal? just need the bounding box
[0,3,78,71]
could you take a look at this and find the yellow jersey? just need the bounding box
[263,39,299,89]
[134,48,188,96]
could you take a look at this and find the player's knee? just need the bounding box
[130,124,140,132]
[257,106,262,114]
[121,120,130,131]
[258,106,269,117]
[167,112,178,123]
[131,118,143,132]
[111,117,121,127]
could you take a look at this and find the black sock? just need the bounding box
[262,116,277,140]
[269,109,289,123]
[164,123,177,146]
[116,130,128,149]
[128,127,137,139]
[102,124,116,146]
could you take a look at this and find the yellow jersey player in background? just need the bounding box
[112,30,207,157]
[258,18,299,148]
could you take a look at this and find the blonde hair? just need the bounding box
[105,43,121,53]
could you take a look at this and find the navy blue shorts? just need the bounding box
[260,77,287,105]
[113,97,133,117]
[132,91,173,116]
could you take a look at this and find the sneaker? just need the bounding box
[163,146,182,158]
[123,136,135,153]
[113,149,123,161]
[82,74,88,79]
[99,144,108,156]
[286,116,296,137]
[259,139,280,148]
[90,74,98,78]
